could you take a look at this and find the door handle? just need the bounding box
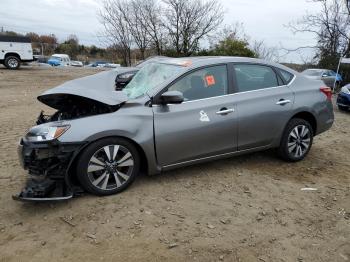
[216,108,234,115]
[276,99,291,106]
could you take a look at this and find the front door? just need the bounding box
[153,65,238,167]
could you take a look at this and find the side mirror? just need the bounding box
[322,73,328,77]
[159,91,184,104]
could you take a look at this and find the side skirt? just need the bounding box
[161,145,271,172]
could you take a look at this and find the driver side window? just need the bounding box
[168,65,228,101]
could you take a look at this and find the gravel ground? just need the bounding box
[0,66,349,262]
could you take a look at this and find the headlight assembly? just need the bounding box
[26,125,70,142]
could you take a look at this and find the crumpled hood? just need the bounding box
[38,70,129,110]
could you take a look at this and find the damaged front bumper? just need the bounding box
[14,138,85,201]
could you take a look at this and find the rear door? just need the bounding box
[153,64,238,167]
[232,63,295,150]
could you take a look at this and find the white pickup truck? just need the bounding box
[0,35,34,69]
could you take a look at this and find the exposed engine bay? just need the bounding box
[36,94,121,124]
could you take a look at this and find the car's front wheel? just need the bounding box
[4,56,20,69]
[76,137,140,196]
[278,118,313,162]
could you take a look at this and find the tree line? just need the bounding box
[288,0,350,82]
[99,0,277,65]
[3,0,350,75]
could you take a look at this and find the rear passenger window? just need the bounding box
[234,64,279,92]
[278,69,294,84]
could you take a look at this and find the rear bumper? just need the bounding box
[15,138,85,201]
[315,100,334,136]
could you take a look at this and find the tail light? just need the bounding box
[320,87,332,100]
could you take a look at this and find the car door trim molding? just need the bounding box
[161,144,270,170]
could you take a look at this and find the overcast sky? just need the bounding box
[0,0,322,63]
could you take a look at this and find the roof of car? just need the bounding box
[156,56,297,74]
[145,56,300,98]
[52,54,70,58]
[159,56,262,65]
[303,68,328,71]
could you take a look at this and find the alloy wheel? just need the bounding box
[8,58,19,68]
[287,125,311,158]
[87,144,134,191]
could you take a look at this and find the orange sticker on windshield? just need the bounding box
[205,75,215,86]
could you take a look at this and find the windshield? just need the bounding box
[302,69,322,76]
[123,62,183,99]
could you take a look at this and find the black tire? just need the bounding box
[338,105,348,111]
[278,118,313,162]
[4,56,20,69]
[76,137,140,196]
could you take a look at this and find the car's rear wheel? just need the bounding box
[76,137,140,196]
[4,56,20,69]
[278,118,313,162]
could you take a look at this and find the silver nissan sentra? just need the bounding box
[15,57,334,201]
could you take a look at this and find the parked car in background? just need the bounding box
[104,63,121,68]
[87,61,107,67]
[70,60,83,67]
[301,69,342,89]
[0,35,34,69]
[337,84,350,111]
[15,57,334,200]
[115,69,139,90]
[114,56,169,90]
[48,54,71,66]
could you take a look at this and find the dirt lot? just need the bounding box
[0,66,349,262]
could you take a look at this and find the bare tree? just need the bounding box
[208,22,248,48]
[127,0,151,59]
[137,0,166,55]
[287,0,350,66]
[99,0,224,58]
[163,0,224,56]
[99,0,133,65]
[252,40,279,61]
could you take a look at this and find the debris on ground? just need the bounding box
[86,233,97,240]
[207,224,215,229]
[60,216,76,227]
[168,243,178,249]
[301,187,318,191]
